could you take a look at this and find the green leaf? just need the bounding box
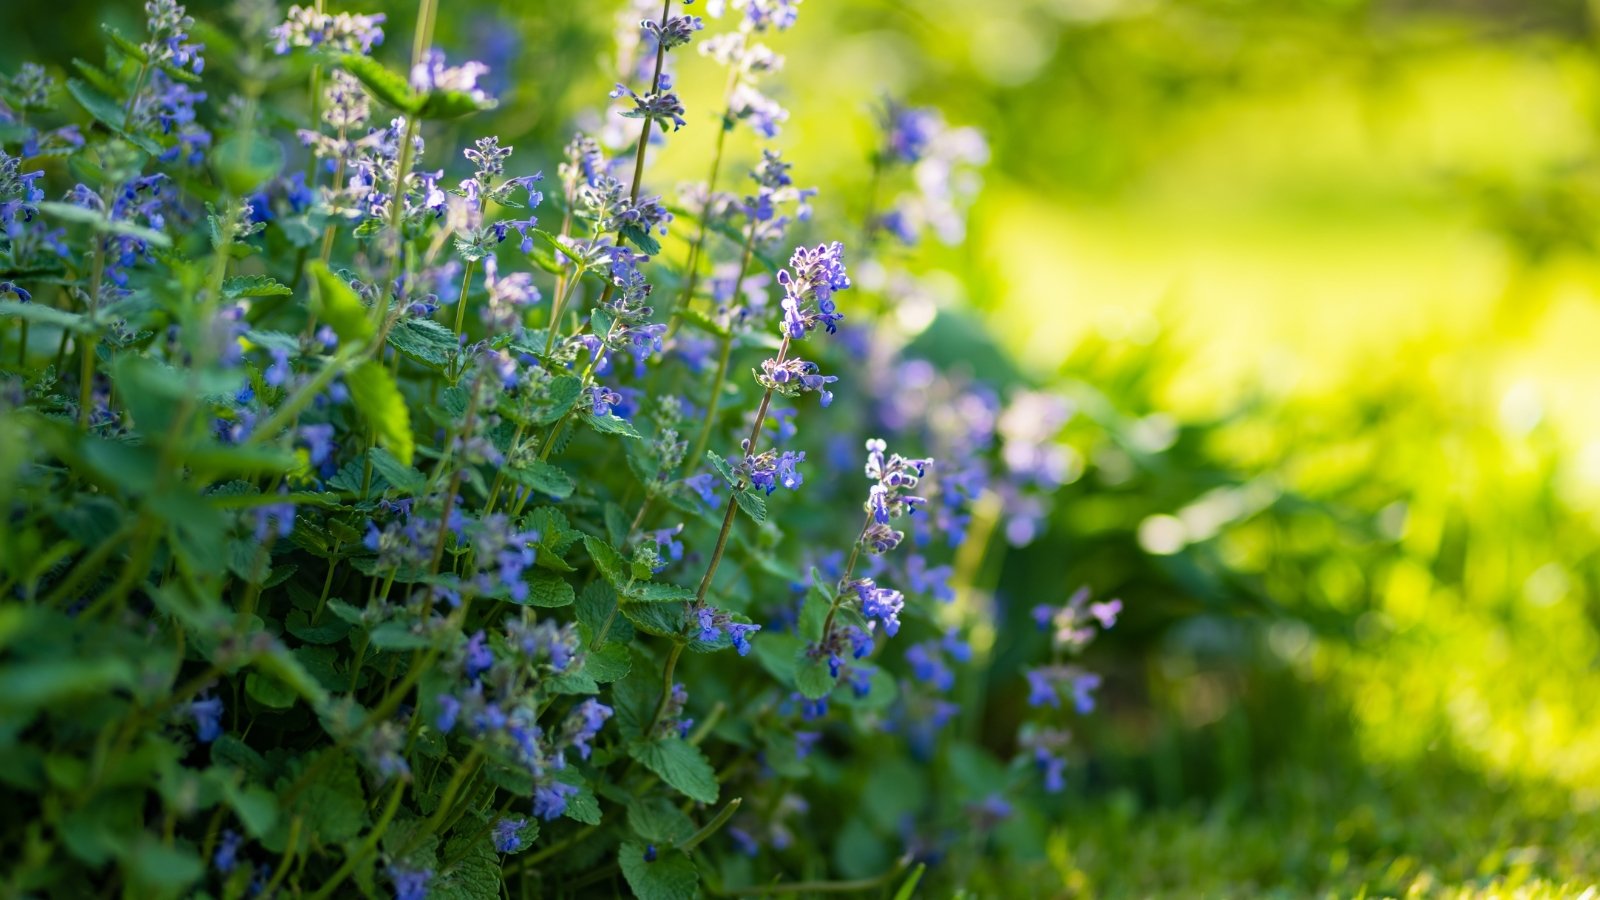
[794,649,837,700]
[223,274,292,299]
[627,797,696,844]
[347,359,414,466]
[550,767,601,825]
[619,841,699,900]
[575,582,633,646]
[222,782,279,839]
[417,89,497,120]
[547,667,599,695]
[285,609,351,645]
[308,260,374,346]
[38,199,170,248]
[528,375,582,425]
[628,739,719,805]
[279,751,368,845]
[0,656,134,715]
[705,450,739,487]
[255,641,332,709]
[627,582,696,604]
[893,863,928,900]
[621,602,685,639]
[505,459,575,500]
[800,568,831,642]
[584,412,642,439]
[619,223,663,255]
[122,835,203,895]
[65,78,161,155]
[733,488,767,523]
[0,299,93,332]
[583,642,631,683]
[522,571,575,608]
[751,634,800,687]
[339,54,420,113]
[214,133,285,194]
[367,447,426,495]
[387,315,458,369]
[245,672,297,709]
[434,830,501,900]
[836,667,898,712]
[583,535,631,590]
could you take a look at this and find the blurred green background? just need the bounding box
[13,0,1600,894]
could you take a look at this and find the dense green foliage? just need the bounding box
[5,0,1600,897]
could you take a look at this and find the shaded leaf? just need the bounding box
[347,360,414,465]
[628,738,718,805]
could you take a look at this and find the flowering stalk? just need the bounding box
[692,331,790,607]
[548,0,673,355]
[665,62,742,332]
[686,222,759,465]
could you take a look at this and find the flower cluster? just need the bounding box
[270,5,386,55]
[142,0,205,74]
[777,241,849,339]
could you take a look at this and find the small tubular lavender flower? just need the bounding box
[1025,665,1102,713]
[462,630,494,680]
[654,682,693,739]
[683,473,718,506]
[560,698,613,759]
[1033,586,1120,654]
[506,617,580,672]
[644,524,684,570]
[0,152,44,228]
[493,817,530,854]
[411,50,493,105]
[365,719,411,781]
[692,606,762,655]
[756,357,836,406]
[559,133,608,197]
[728,83,787,138]
[435,694,461,732]
[213,829,242,874]
[611,83,687,132]
[142,0,204,74]
[881,101,941,165]
[734,443,806,495]
[643,12,704,51]
[905,641,954,692]
[479,255,541,335]
[589,385,622,417]
[253,498,296,541]
[387,866,432,900]
[270,5,386,55]
[188,694,223,742]
[777,242,850,339]
[848,577,904,636]
[1020,727,1073,793]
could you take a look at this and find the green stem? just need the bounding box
[452,257,477,338]
[818,514,875,640]
[399,748,483,856]
[506,824,597,875]
[678,797,741,852]
[641,641,685,739]
[665,64,740,331]
[691,334,791,607]
[77,212,108,428]
[307,778,407,900]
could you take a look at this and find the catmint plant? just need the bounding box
[0,0,1115,896]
